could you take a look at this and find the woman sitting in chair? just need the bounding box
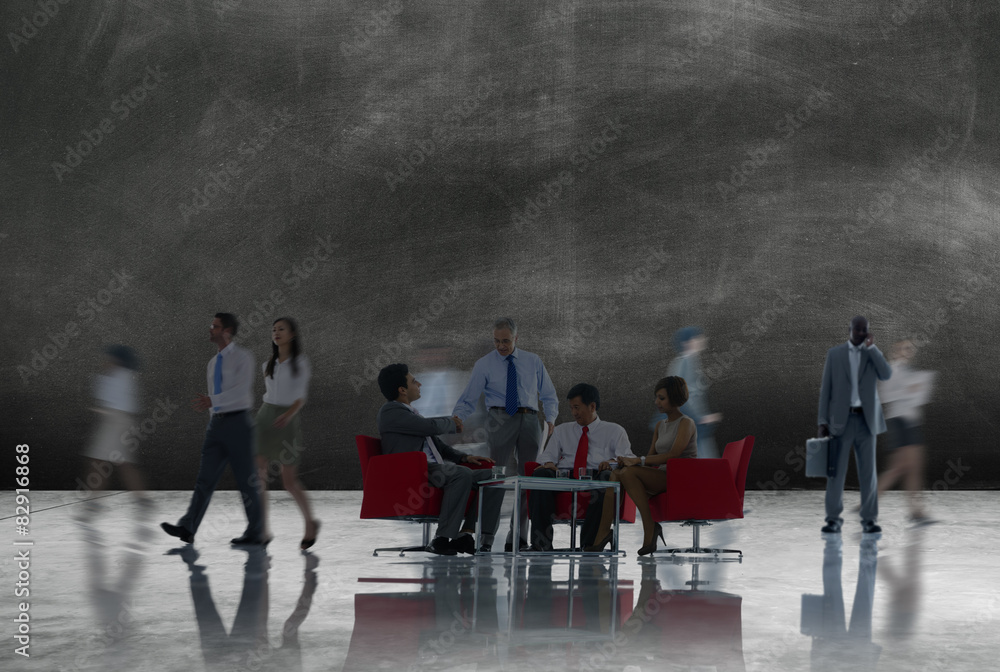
[588,376,697,555]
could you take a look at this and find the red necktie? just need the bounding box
[573,426,589,478]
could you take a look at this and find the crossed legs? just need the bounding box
[592,466,667,548]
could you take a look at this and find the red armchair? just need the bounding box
[356,434,486,556]
[648,436,754,557]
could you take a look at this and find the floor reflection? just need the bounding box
[79,518,148,670]
[801,536,881,671]
[168,546,319,671]
[344,556,746,671]
[879,527,925,640]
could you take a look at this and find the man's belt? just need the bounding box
[849,407,864,415]
[489,406,537,415]
[213,409,249,418]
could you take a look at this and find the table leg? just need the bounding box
[476,484,484,554]
[613,485,620,554]
[512,480,521,558]
[570,490,578,551]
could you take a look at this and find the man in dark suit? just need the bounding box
[376,363,504,555]
[817,316,892,535]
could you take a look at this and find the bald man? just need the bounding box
[818,316,891,535]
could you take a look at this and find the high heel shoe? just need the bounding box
[300,520,320,551]
[585,531,614,552]
[637,523,665,556]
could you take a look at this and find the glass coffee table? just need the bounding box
[475,476,625,556]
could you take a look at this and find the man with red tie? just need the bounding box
[529,383,635,551]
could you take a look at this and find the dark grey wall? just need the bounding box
[3,0,998,491]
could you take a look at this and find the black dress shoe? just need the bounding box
[862,521,882,535]
[161,522,194,544]
[450,534,477,555]
[479,544,492,553]
[427,536,458,555]
[821,522,842,534]
[504,541,529,552]
[231,535,270,546]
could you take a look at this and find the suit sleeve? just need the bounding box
[434,437,467,464]
[868,346,892,381]
[379,404,456,437]
[818,351,832,427]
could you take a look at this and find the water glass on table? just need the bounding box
[491,465,507,479]
[577,467,592,480]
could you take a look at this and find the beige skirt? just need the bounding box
[254,403,305,467]
[83,409,136,464]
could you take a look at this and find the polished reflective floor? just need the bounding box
[2,490,997,671]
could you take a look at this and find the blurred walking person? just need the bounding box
[877,339,936,525]
[78,345,150,519]
[666,327,722,458]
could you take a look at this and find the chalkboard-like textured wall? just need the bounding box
[3,1,997,490]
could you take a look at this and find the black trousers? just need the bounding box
[528,467,611,549]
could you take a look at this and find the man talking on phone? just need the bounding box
[817,315,892,535]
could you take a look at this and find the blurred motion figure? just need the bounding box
[78,345,150,516]
[876,339,936,525]
[667,326,722,458]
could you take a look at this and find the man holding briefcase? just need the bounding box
[817,316,892,535]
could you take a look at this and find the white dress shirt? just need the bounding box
[847,340,863,408]
[94,366,138,414]
[452,347,559,423]
[878,362,935,422]
[206,342,255,413]
[261,355,311,406]
[537,416,634,470]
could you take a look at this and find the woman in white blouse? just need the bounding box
[255,317,319,549]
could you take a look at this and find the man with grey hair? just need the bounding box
[453,318,558,551]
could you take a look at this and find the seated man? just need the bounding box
[529,383,634,551]
[376,363,503,555]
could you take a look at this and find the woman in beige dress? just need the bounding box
[588,376,697,555]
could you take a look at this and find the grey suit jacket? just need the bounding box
[818,343,892,437]
[376,401,466,464]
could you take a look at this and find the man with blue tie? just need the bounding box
[453,317,559,552]
[817,316,892,536]
[161,313,264,545]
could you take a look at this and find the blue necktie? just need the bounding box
[213,354,223,411]
[505,355,519,416]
